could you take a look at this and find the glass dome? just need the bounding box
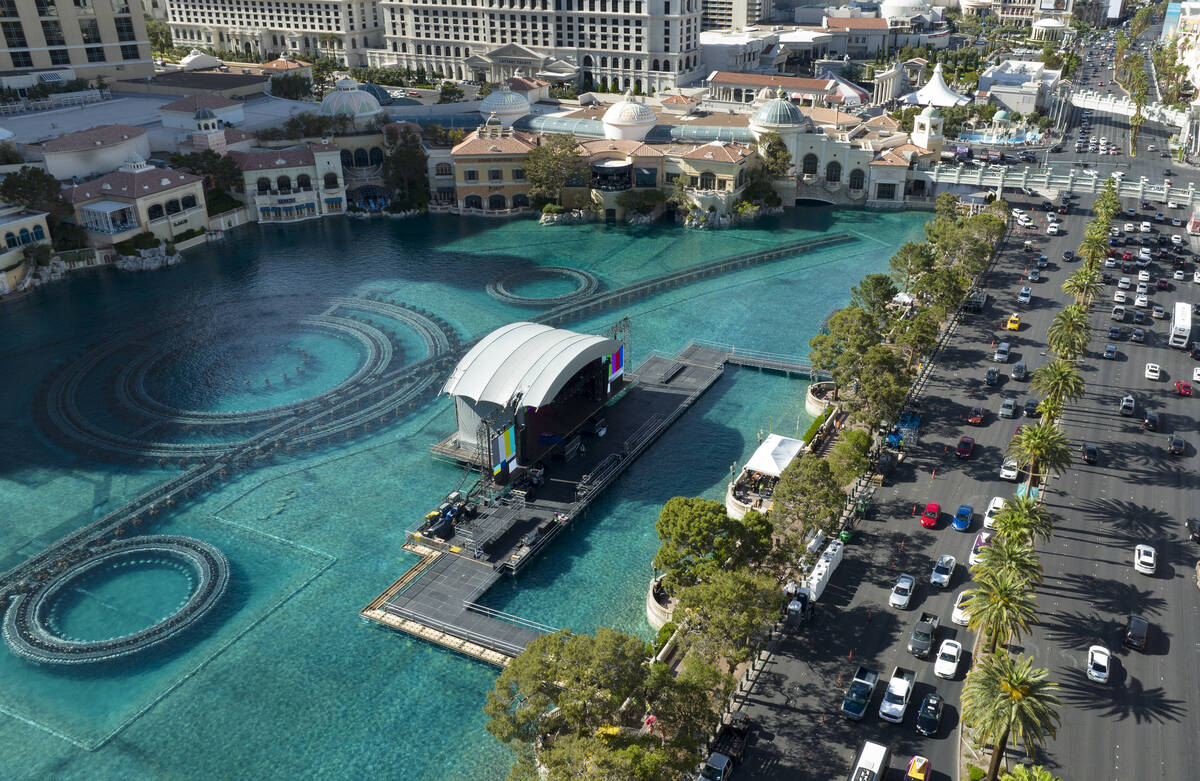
[751,89,806,127]
[319,78,382,120]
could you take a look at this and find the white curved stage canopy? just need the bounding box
[899,63,970,107]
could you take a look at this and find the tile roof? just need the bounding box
[660,94,698,104]
[825,17,890,30]
[707,72,834,92]
[261,57,311,71]
[678,140,755,163]
[64,167,200,204]
[159,94,239,113]
[864,114,902,129]
[800,106,861,127]
[41,124,147,154]
[871,150,912,167]
[452,128,539,155]
[577,139,663,158]
[508,76,549,90]
[228,143,336,171]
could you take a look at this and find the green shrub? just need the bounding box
[541,203,566,215]
[652,621,676,655]
[23,243,52,267]
[172,228,205,243]
[800,408,832,445]
[966,765,986,781]
[205,189,241,215]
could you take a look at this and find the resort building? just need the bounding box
[228,143,347,222]
[976,60,1061,115]
[167,0,382,66]
[158,94,246,131]
[448,115,538,215]
[369,0,705,93]
[706,72,838,106]
[39,124,151,181]
[0,204,50,295]
[63,157,209,248]
[0,0,153,84]
[701,0,775,31]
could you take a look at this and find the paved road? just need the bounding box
[740,98,1199,780]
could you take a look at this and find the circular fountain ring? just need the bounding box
[3,536,230,665]
[487,267,600,307]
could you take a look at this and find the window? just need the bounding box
[49,48,71,65]
[2,21,27,48]
[34,0,56,17]
[434,162,452,176]
[464,169,478,181]
[0,1,19,18]
[488,169,503,182]
[257,177,271,194]
[296,174,311,190]
[512,168,525,180]
[698,172,716,190]
[277,175,291,192]
[41,20,65,45]
[324,172,339,189]
[802,154,818,175]
[86,46,106,62]
[825,161,842,184]
[33,225,46,241]
[114,16,136,41]
[78,18,101,44]
[849,168,865,190]
[181,194,197,209]
[121,44,140,60]
[3,232,15,249]
[165,199,181,215]
[488,194,506,210]
[464,194,482,209]
[876,182,897,200]
[634,167,656,187]
[11,51,32,67]
[147,204,165,220]
[110,0,130,12]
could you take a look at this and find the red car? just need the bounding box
[955,436,975,459]
[1122,251,1133,260]
[921,502,940,529]
[967,406,984,425]
[1176,380,1193,397]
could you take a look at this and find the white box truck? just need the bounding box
[1169,302,1192,348]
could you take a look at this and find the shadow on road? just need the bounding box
[1056,666,1187,724]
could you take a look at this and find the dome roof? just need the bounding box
[358,82,394,106]
[919,104,939,117]
[480,85,531,116]
[994,110,1011,120]
[319,77,382,119]
[880,0,930,18]
[194,107,217,120]
[751,88,805,127]
[602,90,657,126]
[1033,17,1065,27]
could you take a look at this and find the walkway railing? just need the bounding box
[462,601,558,634]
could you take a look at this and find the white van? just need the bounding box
[847,741,892,781]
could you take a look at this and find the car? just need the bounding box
[951,591,971,626]
[999,458,1019,481]
[1123,222,1135,233]
[1167,434,1185,455]
[983,496,1005,529]
[1187,518,1200,543]
[1086,645,1111,684]
[1137,269,1150,283]
[1195,270,1200,284]
[1101,342,1117,362]
[406,90,422,97]
[969,531,994,565]
[1144,410,1159,430]
[1117,276,1131,289]
[930,554,956,587]
[1172,217,1183,227]
[1131,327,1146,342]
[1011,361,1027,381]
[984,366,999,386]
[1145,362,1161,380]
[934,640,962,679]
[1108,324,1124,340]
[993,342,1010,362]
[1135,282,1148,296]
[914,693,943,737]
[1195,367,1200,383]
[998,398,1017,418]
[1119,393,1136,416]
[921,502,940,528]
[1134,544,1157,574]
[906,755,933,781]
[955,436,975,459]
[953,504,973,532]
[1157,280,1171,293]
[1124,614,1150,651]
[1141,221,1152,233]
[1024,398,1040,417]
[1006,313,1021,330]
[967,406,984,425]
[1135,294,1149,308]
[1047,224,1059,236]
[1113,290,1127,304]
[1081,442,1098,464]
[1155,212,1166,223]
[1062,250,1074,261]
[1176,380,1193,396]
[890,573,916,609]
[1174,269,1186,281]
[1132,309,1145,324]
[1017,286,1032,304]
[1036,255,1049,268]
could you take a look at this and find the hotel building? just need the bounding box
[0,0,152,84]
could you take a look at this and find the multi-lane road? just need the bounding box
[739,100,1199,780]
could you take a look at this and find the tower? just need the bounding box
[911,105,944,156]
[191,108,226,154]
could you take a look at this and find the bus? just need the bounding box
[848,740,892,781]
[1169,302,1192,349]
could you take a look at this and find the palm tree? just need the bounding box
[961,653,1061,781]
[1130,112,1146,154]
[1076,233,1108,271]
[1046,308,1091,360]
[1007,421,1072,490]
[966,571,1038,654]
[1031,360,1084,407]
[1036,397,1063,423]
[1000,766,1064,781]
[975,535,1044,588]
[1061,267,1103,307]
[994,494,1053,546]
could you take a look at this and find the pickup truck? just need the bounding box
[878,666,916,723]
[697,711,750,780]
[840,665,880,720]
[908,612,940,658]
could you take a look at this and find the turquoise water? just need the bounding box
[0,208,927,779]
[957,130,1045,145]
[52,559,195,642]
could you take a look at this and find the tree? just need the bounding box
[1006,421,1072,490]
[525,133,585,205]
[169,150,242,192]
[438,82,465,103]
[966,571,1038,655]
[974,536,1043,589]
[993,494,1053,546]
[653,497,737,592]
[961,653,1061,781]
[892,307,941,369]
[734,509,774,568]
[1077,232,1109,271]
[1030,360,1084,410]
[828,429,871,488]
[1045,306,1090,361]
[935,191,961,220]
[0,165,63,210]
[270,72,314,100]
[808,304,881,395]
[889,241,937,292]
[145,16,173,55]
[999,766,1064,781]
[1061,267,1103,307]
[310,56,341,98]
[770,453,845,543]
[616,188,666,215]
[674,568,784,664]
[850,273,899,335]
[758,131,792,178]
[381,124,430,210]
[850,345,911,432]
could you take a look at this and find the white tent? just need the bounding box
[899,63,970,107]
[744,434,805,477]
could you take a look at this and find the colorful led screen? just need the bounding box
[491,425,517,474]
[607,344,624,381]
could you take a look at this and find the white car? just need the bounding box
[1141,222,1152,233]
[890,573,916,609]
[1193,366,1200,383]
[1113,290,1127,304]
[1172,234,1184,245]
[983,496,1006,529]
[1087,645,1111,684]
[1123,222,1135,232]
[1175,269,1185,281]
[969,531,994,566]
[999,458,1019,481]
[1134,294,1149,308]
[1117,276,1131,289]
[1172,217,1183,227]
[1136,282,1149,295]
[1134,544,1157,575]
[1017,286,1033,304]
[934,639,963,679]
[1194,270,1200,284]
[1104,257,1118,268]
[951,591,971,626]
[1047,224,1060,236]
[1168,199,1178,208]
[930,554,956,588]
[1145,362,1161,380]
[1012,208,1025,218]
[1137,270,1150,282]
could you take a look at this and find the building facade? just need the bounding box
[0,0,152,83]
[0,205,50,295]
[449,115,538,213]
[369,0,704,93]
[229,143,347,222]
[167,0,382,66]
[700,0,774,31]
[40,124,151,181]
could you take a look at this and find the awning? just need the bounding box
[324,197,342,203]
[744,434,804,478]
[79,199,133,214]
[38,71,64,83]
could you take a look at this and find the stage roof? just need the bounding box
[745,434,805,478]
[442,322,621,409]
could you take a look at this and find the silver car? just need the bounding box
[930,555,956,588]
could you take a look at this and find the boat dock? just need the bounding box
[362,341,823,665]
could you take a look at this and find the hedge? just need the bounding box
[800,408,832,445]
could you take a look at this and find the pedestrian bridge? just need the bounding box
[914,164,1200,210]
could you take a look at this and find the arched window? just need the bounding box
[583,55,593,67]
[651,59,659,71]
[488,194,507,210]
[802,154,818,175]
[32,224,45,241]
[4,232,16,249]
[600,56,608,68]
[324,172,339,188]
[354,148,369,167]
[340,149,353,167]
[181,194,197,209]
[277,175,291,192]
[18,228,31,245]
[623,58,630,70]
[512,193,530,208]
[257,177,271,194]
[825,161,842,184]
[297,174,312,190]
[148,204,165,220]
[435,162,452,176]
[848,168,865,190]
[699,172,716,190]
[369,147,384,166]
[464,194,483,209]
[165,199,181,215]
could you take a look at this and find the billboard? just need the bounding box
[1039,0,1068,8]
[491,425,517,475]
[1107,0,1124,20]
[606,344,624,381]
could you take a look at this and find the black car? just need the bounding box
[985,366,999,386]
[1167,435,1185,455]
[1107,325,1122,339]
[915,692,944,737]
[1024,398,1041,417]
[1132,310,1145,324]
[1186,518,1200,543]
[1144,411,1160,431]
[1124,614,1150,651]
[1192,345,1200,361]
[1141,200,1152,210]
[1081,442,1099,464]
[1063,250,1074,261]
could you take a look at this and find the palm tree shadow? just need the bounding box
[1040,609,1125,651]
[1069,496,1174,539]
[1056,666,1187,725]
[1041,573,1167,617]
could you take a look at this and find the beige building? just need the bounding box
[0,204,51,295]
[40,124,150,181]
[449,115,538,214]
[0,0,152,83]
[63,157,209,248]
[229,143,347,222]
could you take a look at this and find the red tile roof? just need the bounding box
[41,125,147,154]
[452,129,539,156]
[707,72,834,92]
[228,143,338,171]
[825,17,890,30]
[63,167,200,204]
[679,141,755,163]
[159,93,238,113]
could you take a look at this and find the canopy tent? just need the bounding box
[899,63,970,107]
[744,434,805,478]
